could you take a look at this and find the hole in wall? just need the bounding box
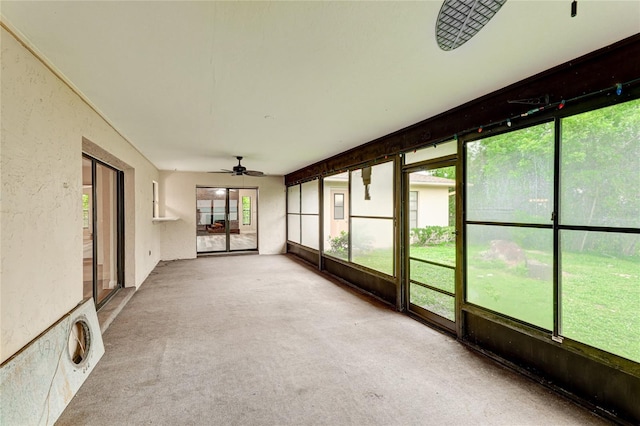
[67,318,91,365]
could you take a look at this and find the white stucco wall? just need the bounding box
[159,171,285,259]
[415,186,451,227]
[0,27,161,362]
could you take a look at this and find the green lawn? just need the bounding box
[408,244,456,321]
[352,249,394,275]
[560,251,640,362]
[467,244,639,362]
[351,242,640,363]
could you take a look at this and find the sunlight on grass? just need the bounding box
[561,250,640,362]
[410,285,455,321]
[466,243,639,362]
[352,249,394,276]
[467,244,554,330]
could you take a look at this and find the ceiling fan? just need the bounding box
[213,156,264,177]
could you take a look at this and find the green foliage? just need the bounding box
[466,122,555,223]
[467,98,640,256]
[561,100,640,232]
[326,231,348,259]
[82,193,90,210]
[410,226,455,246]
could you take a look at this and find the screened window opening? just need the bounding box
[464,98,640,363]
[350,161,395,276]
[466,122,554,224]
[560,100,640,229]
[559,99,640,363]
[301,180,320,250]
[322,162,395,275]
[323,172,349,261]
[287,185,301,244]
[404,139,457,165]
[466,224,553,330]
[287,179,320,250]
[465,122,555,330]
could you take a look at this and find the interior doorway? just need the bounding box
[404,161,457,332]
[82,155,124,307]
[196,187,258,253]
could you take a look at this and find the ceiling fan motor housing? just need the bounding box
[233,156,246,175]
[232,165,246,175]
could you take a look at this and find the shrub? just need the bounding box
[327,231,349,257]
[410,226,455,246]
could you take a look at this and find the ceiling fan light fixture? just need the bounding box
[436,0,508,51]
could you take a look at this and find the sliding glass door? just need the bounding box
[196,187,258,253]
[82,155,123,307]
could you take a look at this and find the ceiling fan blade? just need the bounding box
[244,170,264,177]
[208,170,233,174]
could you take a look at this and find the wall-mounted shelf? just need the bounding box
[152,217,179,222]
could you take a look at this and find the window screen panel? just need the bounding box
[466,123,554,224]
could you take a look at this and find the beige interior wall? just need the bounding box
[0,27,161,363]
[159,171,285,259]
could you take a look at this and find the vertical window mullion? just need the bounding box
[225,189,230,252]
[91,161,98,304]
[553,119,562,340]
[348,171,352,262]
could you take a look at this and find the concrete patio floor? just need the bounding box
[57,254,609,425]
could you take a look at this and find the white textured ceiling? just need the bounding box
[1,1,639,175]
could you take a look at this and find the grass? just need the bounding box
[351,248,393,276]
[351,242,640,363]
[466,245,554,330]
[560,251,640,362]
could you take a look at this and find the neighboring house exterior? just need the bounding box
[323,172,455,246]
[407,173,455,229]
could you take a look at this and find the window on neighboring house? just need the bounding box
[242,196,251,225]
[334,193,344,220]
[409,191,418,229]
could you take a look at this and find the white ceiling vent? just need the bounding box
[436,0,508,51]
